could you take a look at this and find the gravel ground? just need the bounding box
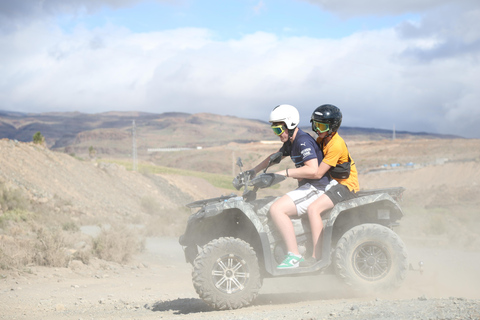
[1,237,479,320]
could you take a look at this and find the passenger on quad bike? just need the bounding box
[236,104,332,269]
[179,144,408,310]
[304,104,360,266]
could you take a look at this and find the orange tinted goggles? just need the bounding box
[312,121,329,133]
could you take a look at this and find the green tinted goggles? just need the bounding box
[271,124,286,136]
[312,121,329,133]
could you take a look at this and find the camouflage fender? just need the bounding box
[180,195,277,249]
[195,195,271,233]
[325,193,404,228]
[223,196,268,232]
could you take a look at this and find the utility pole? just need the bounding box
[392,124,396,140]
[132,120,138,171]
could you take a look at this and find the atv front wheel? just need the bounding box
[192,237,262,310]
[334,223,408,294]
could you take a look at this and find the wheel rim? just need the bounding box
[212,253,250,294]
[352,242,391,281]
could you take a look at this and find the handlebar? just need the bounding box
[233,152,285,201]
[233,173,286,191]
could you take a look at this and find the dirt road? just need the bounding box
[1,236,479,320]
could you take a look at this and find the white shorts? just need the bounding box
[286,183,324,217]
[286,180,338,217]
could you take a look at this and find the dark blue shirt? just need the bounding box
[279,129,331,190]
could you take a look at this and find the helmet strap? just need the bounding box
[326,130,337,139]
[288,126,298,140]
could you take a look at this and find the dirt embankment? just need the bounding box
[0,139,203,220]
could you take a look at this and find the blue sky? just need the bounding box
[1,0,479,138]
[59,1,417,39]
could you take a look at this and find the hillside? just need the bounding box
[0,110,462,162]
[0,139,206,239]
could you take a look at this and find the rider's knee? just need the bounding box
[307,201,321,215]
[269,202,280,217]
[308,202,328,219]
[307,206,318,219]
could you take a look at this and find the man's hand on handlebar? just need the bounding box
[237,169,256,181]
[232,169,256,190]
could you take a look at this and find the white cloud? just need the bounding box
[0,0,479,138]
[301,0,478,16]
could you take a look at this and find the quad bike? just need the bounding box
[179,152,408,310]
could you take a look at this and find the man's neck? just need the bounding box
[289,127,299,142]
[319,132,336,145]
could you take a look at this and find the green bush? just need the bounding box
[32,131,45,145]
[62,221,79,232]
[0,209,33,228]
[0,183,30,212]
[0,183,32,228]
[89,146,96,158]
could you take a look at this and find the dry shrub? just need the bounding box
[0,183,86,270]
[32,226,70,267]
[0,211,37,270]
[0,217,72,270]
[0,226,70,270]
[92,224,144,264]
[72,248,91,265]
[0,236,34,270]
[0,248,14,270]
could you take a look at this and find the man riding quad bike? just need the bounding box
[178,152,408,310]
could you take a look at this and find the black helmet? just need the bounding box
[310,104,342,134]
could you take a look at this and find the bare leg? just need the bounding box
[307,195,334,259]
[269,194,300,255]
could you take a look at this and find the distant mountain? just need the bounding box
[334,126,462,140]
[0,110,190,147]
[0,110,463,158]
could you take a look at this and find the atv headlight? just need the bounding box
[204,202,224,218]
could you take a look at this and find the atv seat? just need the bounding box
[356,187,405,201]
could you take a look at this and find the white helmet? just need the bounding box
[269,104,300,130]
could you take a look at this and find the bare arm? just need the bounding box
[252,152,285,174]
[313,161,332,179]
[275,158,319,179]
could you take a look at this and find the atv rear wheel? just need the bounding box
[334,223,408,294]
[192,237,262,310]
